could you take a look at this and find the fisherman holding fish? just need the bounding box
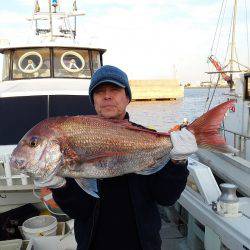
[12,65,237,250]
[50,65,197,250]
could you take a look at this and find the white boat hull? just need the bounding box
[0,189,40,206]
[196,149,250,196]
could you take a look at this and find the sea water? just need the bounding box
[127,88,230,132]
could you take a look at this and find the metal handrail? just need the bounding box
[0,153,29,186]
[219,128,250,139]
[220,128,249,158]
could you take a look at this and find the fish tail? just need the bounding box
[187,100,238,153]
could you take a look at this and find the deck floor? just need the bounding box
[160,219,189,250]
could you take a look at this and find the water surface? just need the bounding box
[127,88,230,132]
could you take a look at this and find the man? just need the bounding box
[51,65,197,250]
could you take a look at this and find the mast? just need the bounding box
[229,0,238,86]
[48,0,53,41]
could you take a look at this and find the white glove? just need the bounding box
[34,176,66,189]
[170,128,198,161]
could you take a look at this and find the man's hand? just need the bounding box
[34,176,66,189]
[170,128,198,161]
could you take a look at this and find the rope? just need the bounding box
[32,187,67,216]
[245,0,250,67]
[206,1,228,113]
[203,85,212,114]
[223,6,233,66]
[235,49,241,71]
[214,0,227,57]
[210,0,226,55]
[206,74,221,112]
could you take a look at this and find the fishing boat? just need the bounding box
[1,1,250,249]
[0,0,107,230]
[0,0,106,210]
[0,0,106,247]
[171,1,250,249]
[196,0,250,197]
[0,2,188,249]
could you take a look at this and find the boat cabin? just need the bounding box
[2,46,105,81]
[245,73,250,100]
[0,46,106,145]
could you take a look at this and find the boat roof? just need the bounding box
[0,41,106,53]
[0,78,90,97]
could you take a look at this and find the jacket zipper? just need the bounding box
[87,180,101,250]
[128,176,144,250]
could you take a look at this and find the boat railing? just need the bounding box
[0,153,31,188]
[220,128,250,159]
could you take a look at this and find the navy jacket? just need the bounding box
[52,160,188,250]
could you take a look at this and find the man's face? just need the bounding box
[93,83,130,120]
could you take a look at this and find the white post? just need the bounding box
[205,226,221,250]
[4,155,13,186]
[20,173,28,185]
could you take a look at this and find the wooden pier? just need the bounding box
[130,79,184,101]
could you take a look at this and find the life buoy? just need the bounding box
[40,187,59,209]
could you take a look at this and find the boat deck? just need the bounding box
[160,219,189,250]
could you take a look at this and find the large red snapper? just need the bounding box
[10,100,236,197]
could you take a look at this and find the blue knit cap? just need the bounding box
[89,65,132,105]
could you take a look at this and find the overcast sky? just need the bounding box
[0,0,249,84]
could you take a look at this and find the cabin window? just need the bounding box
[53,48,91,78]
[92,51,101,73]
[12,48,51,79]
[246,76,250,100]
[2,51,10,81]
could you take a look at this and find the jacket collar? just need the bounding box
[124,112,130,120]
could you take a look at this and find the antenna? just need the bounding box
[48,0,53,41]
[28,0,85,41]
[34,0,40,35]
[73,0,77,39]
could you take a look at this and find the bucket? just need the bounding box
[22,215,57,240]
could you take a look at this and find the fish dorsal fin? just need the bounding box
[100,118,169,137]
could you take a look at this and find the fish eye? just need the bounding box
[29,137,39,147]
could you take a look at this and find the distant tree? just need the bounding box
[184,83,191,87]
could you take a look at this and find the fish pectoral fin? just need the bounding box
[83,152,127,163]
[123,123,169,136]
[60,143,80,168]
[135,164,166,175]
[75,178,99,198]
[135,156,169,175]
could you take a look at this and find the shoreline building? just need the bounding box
[130,79,183,101]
